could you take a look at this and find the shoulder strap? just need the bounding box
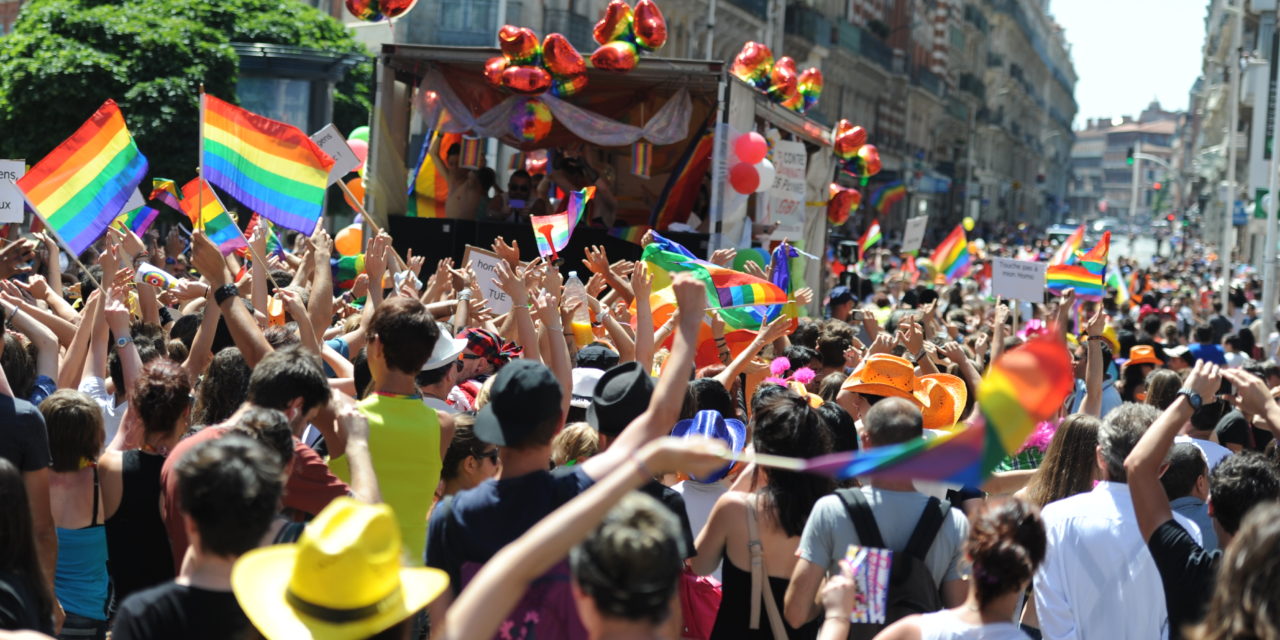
[903,498,950,560]
[745,496,788,640]
[836,488,886,549]
[91,464,101,527]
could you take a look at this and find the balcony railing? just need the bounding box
[785,4,833,48]
[435,0,523,46]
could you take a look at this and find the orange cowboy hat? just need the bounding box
[1125,345,1164,368]
[841,354,920,404]
[913,374,968,431]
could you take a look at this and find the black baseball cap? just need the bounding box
[829,286,853,306]
[576,344,620,371]
[474,360,564,447]
[586,362,654,437]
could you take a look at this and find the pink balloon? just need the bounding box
[728,162,759,194]
[734,132,768,164]
[348,139,369,171]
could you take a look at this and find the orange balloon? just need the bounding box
[342,177,365,209]
[335,225,363,257]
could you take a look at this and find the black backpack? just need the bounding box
[835,488,949,640]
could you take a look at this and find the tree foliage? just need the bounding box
[0,0,371,180]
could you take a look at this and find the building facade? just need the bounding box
[1068,106,1181,225]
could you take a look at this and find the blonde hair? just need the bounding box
[474,375,498,410]
[552,422,599,467]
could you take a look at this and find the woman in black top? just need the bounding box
[0,458,54,634]
[693,391,835,639]
[99,360,192,604]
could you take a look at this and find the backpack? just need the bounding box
[835,488,949,640]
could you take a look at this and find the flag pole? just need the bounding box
[10,180,103,292]
[197,84,206,232]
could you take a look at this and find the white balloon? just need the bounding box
[754,159,775,193]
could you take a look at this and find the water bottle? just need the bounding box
[563,271,594,347]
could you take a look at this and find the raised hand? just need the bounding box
[492,237,521,268]
[709,248,736,267]
[631,261,653,301]
[867,332,894,356]
[495,260,529,307]
[741,259,767,279]
[582,244,611,276]
[1084,307,1106,338]
[406,249,425,279]
[794,287,814,307]
[190,231,230,287]
[670,275,707,329]
[586,272,607,299]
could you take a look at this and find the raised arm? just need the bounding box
[308,228,335,345]
[192,230,273,367]
[3,297,59,384]
[632,263,655,370]
[1081,308,1105,418]
[494,260,539,361]
[181,293,222,382]
[59,291,102,390]
[715,315,790,390]
[104,287,142,399]
[247,222,270,324]
[532,290,573,416]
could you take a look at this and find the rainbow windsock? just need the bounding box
[858,219,881,261]
[929,224,970,283]
[1047,231,1108,300]
[1049,224,1084,266]
[180,178,247,255]
[869,181,906,214]
[114,206,159,236]
[150,178,183,213]
[135,262,178,290]
[202,94,334,234]
[15,99,148,256]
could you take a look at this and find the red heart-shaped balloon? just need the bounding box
[591,40,639,72]
[593,0,634,46]
[857,144,882,176]
[633,0,667,51]
[380,0,418,19]
[501,65,552,95]
[499,25,540,65]
[730,41,774,88]
[484,56,509,87]
[542,33,586,77]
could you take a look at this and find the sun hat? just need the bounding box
[420,324,468,372]
[840,354,920,403]
[474,360,564,446]
[1125,345,1164,368]
[913,374,967,430]
[570,367,605,409]
[231,497,449,640]
[587,362,655,437]
[670,410,746,483]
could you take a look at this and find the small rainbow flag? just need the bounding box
[567,186,595,227]
[459,137,483,169]
[631,141,653,178]
[114,206,159,236]
[705,264,790,308]
[531,212,571,258]
[650,117,714,230]
[15,99,148,256]
[869,181,906,214]
[858,219,881,261]
[1047,231,1108,300]
[1049,224,1084,266]
[332,254,366,290]
[202,94,334,234]
[242,213,287,259]
[180,178,247,255]
[929,224,970,283]
[150,178,183,213]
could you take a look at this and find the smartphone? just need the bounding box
[851,310,865,321]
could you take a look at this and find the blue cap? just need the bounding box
[670,410,747,483]
[828,286,854,306]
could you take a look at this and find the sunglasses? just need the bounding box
[476,448,499,464]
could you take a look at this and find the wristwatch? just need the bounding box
[115,335,133,349]
[1177,388,1203,411]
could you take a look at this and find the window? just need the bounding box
[237,76,311,130]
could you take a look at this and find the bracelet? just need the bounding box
[213,283,239,306]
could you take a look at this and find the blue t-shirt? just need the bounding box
[1188,343,1227,366]
[28,375,56,408]
[321,337,349,378]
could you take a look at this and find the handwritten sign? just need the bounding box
[310,124,360,185]
[0,160,25,224]
[462,245,523,316]
[764,140,808,241]
[902,215,928,254]
[992,258,1047,302]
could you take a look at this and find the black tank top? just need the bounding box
[105,450,175,602]
[709,553,821,640]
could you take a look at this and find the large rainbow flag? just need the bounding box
[649,118,715,230]
[870,181,906,214]
[1047,231,1109,300]
[181,178,247,255]
[642,238,791,329]
[1049,224,1084,266]
[929,224,970,283]
[15,99,148,255]
[202,94,333,234]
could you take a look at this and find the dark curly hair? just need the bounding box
[133,359,192,435]
[753,393,835,537]
[175,434,283,557]
[193,347,250,427]
[570,493,683,625]
[967,498,1046,606]
[1208,451,1280,535]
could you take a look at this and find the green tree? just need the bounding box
[0,0,371,181]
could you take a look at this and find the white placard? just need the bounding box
[764,140,808,241]
[122,188,145,214]
[992,258,1047,302]
[902,215,928,254]
[463,245,521,316]
[0,160,25,224]
[310,124,360,185]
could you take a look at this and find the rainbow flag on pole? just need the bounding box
[1049,224,1084,266]
[870,181,906,214]
[15,99,148,256]
[531,212,572,258]
[649,117,714,229]
[201,94,334,234]
[858,219,882,261]
[641,239,792,328]
[114,206,159,236]
[929,224,970,283]
[181,178,247,255]
[150,178,182,212]
[1047,231,1109,300]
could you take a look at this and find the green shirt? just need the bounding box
[330,392,442,565]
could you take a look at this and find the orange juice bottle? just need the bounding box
[564,271,594,347]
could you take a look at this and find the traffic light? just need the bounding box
[1152,182,1162,191]
[1126,147,1135,165]
[1166,214,1175,223]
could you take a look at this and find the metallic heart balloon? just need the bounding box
[730,41,774,89]
[346,0,417,21]
[591,40,639,72]
[550,73,589,97]
[633,0,667,51]
[767,56,798,103]
[542,33,586,77]
[499,25,541,65]
[484,56,509,87]
[501,65,552,95]
[594,0,634,46]
[797,67,823,113]
[857,144,882,177]
[378,0,418,19]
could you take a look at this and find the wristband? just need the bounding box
[213,284,239,307]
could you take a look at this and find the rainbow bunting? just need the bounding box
[631,141,653,178]
[869,181,906,214]
[135,262,178,290]
[15,99,148,256]
[650,117,714,229]
[1047,231,1109,300]
[929,224,971,283]
[332,254,366,290]
[1049,224,1084,266]
[150,178,183,213]
[201,94,334,234]
[180,178,247,255]
[857,219,881,261]
[114,206,159,236]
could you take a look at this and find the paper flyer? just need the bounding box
[842,544,893,624]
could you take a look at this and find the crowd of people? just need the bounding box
[0,214,1279,640]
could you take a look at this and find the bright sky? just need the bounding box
[1051,0,1206,127]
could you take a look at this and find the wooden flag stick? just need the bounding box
[11,180,102,292]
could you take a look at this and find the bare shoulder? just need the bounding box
[874,614,924,640]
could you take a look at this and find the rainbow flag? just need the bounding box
[631,141,653,178]
[531,212,572,258]
[1047,231,1108,300]
[332,254,365,290]
[566,186,595,228]
[650,117,714,229]
[114,206,159,236]
[242,213,287,259]
[642,239,793,329]
[1049,224,1084,266]
[706,264,790,308]
[180,178,247,255]
[607,225,650,245]
[929,224,970,283]
[150,178,182,213]
[201,94,334,234]
[778,331,1073,485]
[15,99,148,256]
[858,219,881,261]
[869,181,906,214]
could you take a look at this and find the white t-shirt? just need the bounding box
[79,376,126,447]
[673,480,728,581]
[917,608,1029,640]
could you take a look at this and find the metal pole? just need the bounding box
[1130,140,1142,243]
[704,0,717,59]
[1223,1,1243,312]
[1262,10,1280,343]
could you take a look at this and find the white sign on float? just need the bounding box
[0,160,26,224]
[764,140,807,241]
[902,215,929,254]
[310,124,361,185]
[462,245,522,316]
[991,258,1047,302]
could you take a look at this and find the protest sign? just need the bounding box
[463,245,524,316]
[992,258,1047,302]
[310,125,361,185]
[0,160,25,224]
[902,215,928,254]
[763,140,807,241]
